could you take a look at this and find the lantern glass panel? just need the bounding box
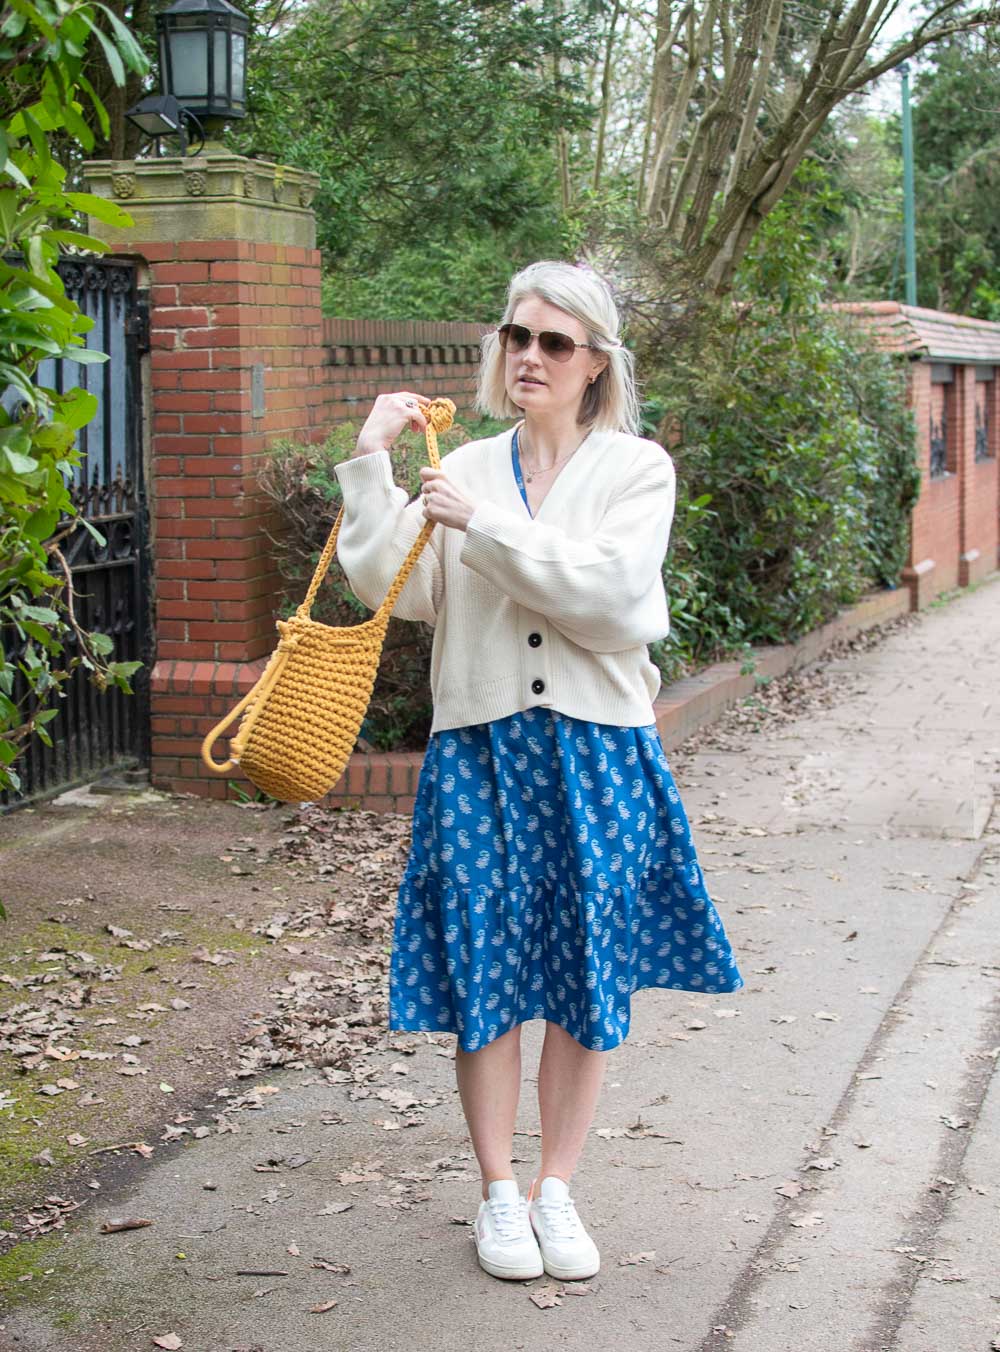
[212,30,225,100]
[231,32,246,107]
[169,28,209,102]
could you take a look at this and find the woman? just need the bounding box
[334,260,743,1285]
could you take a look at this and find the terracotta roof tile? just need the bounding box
[830,302,1000,363]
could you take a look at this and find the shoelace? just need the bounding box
[534,1195,584,1242]
[486,1196,529,1243]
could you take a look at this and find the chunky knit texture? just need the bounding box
[201,398,456,801]
[334,421,676,733]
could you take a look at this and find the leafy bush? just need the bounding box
[0,0,149,800]
[257,415,507,751]
[645,181,919,682]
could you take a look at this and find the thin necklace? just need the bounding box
[518,426,584,483]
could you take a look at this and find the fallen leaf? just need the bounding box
[813,1011,841,1022]
[788,1212,824,1228]
[529,1284,562,1308]
[940,1116,970,1131]
[151,1336,181,1350]
[309,1299,339,1313]
[619,1250,656,1265]
[100,1218,153,1233]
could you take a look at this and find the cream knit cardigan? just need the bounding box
[333,422,676,734]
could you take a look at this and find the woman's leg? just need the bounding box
[455,1024,524,1201]
[535,1021,609,1185]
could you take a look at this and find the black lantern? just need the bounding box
[157,0,248,123]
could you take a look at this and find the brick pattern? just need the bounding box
[319,320,484,425]
[147,239,328,668]
[145,238,330,796]
[904,361,1000,599]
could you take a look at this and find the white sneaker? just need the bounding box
[474,1178,544,1280]
[527,1175,601,1280]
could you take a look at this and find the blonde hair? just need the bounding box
[475,260,640,435]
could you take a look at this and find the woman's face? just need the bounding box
[504,295,608,424]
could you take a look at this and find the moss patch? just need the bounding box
[0,1232,68,1309]
[0,911,291,1229]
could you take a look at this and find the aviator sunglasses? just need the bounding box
[497,322,595,363]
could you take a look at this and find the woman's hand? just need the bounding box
[352,391,428,457]
[419,466,476,531]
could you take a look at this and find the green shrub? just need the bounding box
[646,185,919,683]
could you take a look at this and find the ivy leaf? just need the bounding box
[88,631,114,656]
[1,445,39,474]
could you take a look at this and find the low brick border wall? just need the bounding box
[317,585,912,813]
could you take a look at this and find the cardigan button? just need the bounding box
[527,632,542,647]
[531,678,545,695]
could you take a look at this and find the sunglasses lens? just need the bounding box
[499,324,531,353]
[540,331,577,361]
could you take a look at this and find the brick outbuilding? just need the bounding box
[834,302,1000,607]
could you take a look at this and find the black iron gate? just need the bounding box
[2,257,152,809]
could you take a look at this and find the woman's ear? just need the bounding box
[589,355,609,384]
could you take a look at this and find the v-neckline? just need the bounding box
[509,421,600,523]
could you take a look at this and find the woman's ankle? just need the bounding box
[481,1172,517,1201]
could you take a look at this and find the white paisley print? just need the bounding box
[389,710,744,1053]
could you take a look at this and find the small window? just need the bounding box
[929,376,954,478]
[975,367,995,462]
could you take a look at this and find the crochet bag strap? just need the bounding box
[295,395,453,625]
[200,398,454,776]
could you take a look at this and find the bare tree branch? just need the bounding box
[645,0,720,221]
[723,0,784,198]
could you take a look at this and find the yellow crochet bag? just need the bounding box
[200,396,455,802]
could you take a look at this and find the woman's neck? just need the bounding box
[518,414,591,469]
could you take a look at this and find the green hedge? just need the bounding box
[645,196,920,682]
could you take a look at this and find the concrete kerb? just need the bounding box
[651,585,911,751]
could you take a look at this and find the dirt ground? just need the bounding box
[0,788,416,1248]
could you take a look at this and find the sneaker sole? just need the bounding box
[476,1248,545,1281]
[538,1255,600,1281]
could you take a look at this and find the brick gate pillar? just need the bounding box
[82,149,326,797]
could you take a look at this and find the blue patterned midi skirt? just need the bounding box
[388,708,744,1053]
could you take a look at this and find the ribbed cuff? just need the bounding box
[461,500,519,576]
[333,448,395,496]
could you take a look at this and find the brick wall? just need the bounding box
[905,359,1000,603]
[961,369,999,585]
[320,317,486,425]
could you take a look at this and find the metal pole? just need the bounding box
[899,62,917,306]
